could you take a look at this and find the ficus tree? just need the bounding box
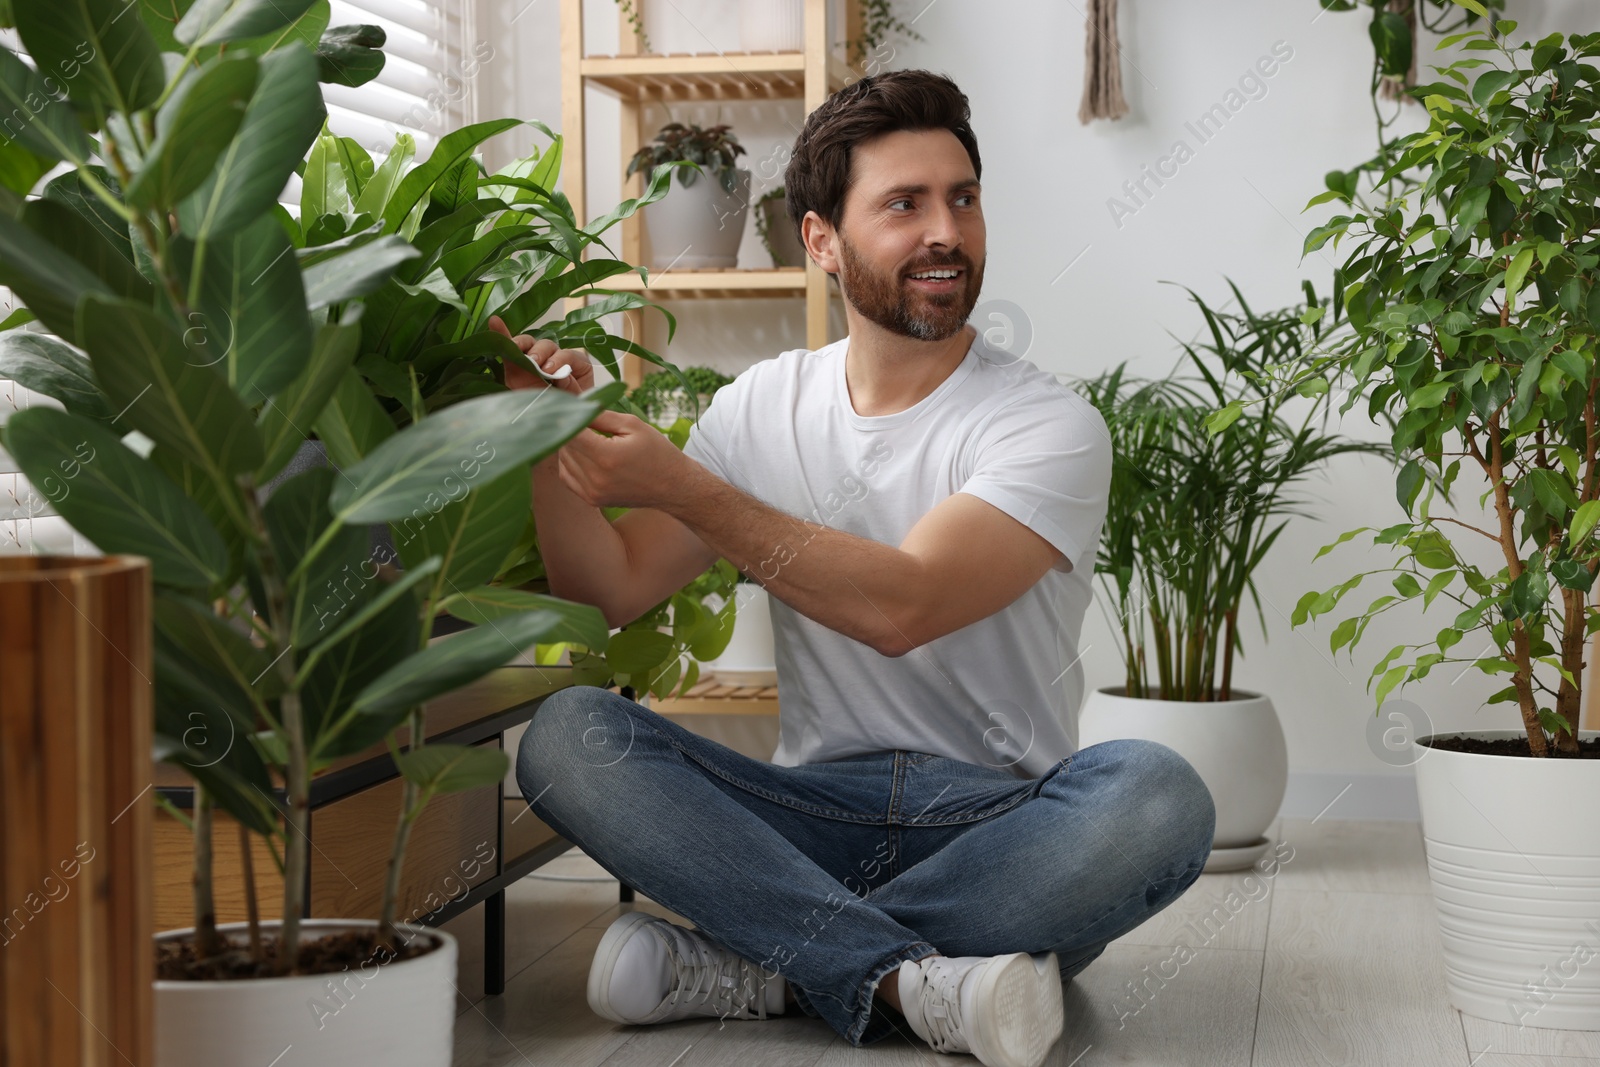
[1288,13,1600,757]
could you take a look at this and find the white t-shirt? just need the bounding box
[680,331,1112,778]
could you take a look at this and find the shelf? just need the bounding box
[650,679,780,716]
[603,265,808,299]
[580,50,855,101]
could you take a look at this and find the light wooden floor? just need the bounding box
[441,816,1600,1066]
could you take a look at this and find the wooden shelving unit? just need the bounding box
[559,0,864,386]
[649,679,781,716]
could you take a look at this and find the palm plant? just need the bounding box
[1078,281,1392,701]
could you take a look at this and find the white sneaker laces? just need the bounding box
[666,929,771,1021]
[910,957,970,1053]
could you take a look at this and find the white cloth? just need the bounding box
[680,331,1112,777]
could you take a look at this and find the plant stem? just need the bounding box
[239,820,263,963]
[1487,415,1549,756]
[193,785,218,958]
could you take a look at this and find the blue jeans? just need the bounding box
[516,685,1215,1046]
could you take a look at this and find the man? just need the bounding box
[497,69,1214,1067]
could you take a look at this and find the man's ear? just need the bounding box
[802,211,839,274]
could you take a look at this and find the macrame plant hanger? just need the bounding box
[1078,0,1130,124]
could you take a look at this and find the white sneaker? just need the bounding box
[896,952,1065,1067]
[587,911,786,1025]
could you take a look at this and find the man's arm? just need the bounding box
[532,453,720,629]
[656,462,1064,658]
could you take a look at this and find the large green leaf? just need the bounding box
[42,168,135,267]
[177,44,325,240]
[257,309,363,480]
[14,0,163,115]
[348,608,570,718]
[395,743,508,796]
[300,126,349,220]
[77,293,264,480]
[314,366,394,467]
[0,331,113,423]
[23,199,152,303]
[381,118,521,233]
[0,45,92,163]
[125,54,258,210]
[316,23,385,87]
[302,587,419,758]
[302,235,421,309]
[607,627,674,674]
[173,211,312,403]
[438,585,609,649]
[330,380,625,523]
[263,464,374,646]
[0,206,118,343]
[0,139,49,196]
[154,594,284,702]
[4,407,230,588]
[177,0,320,46]
[392,465,529,601]
[352,132,414,219]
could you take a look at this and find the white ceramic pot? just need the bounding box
[1412,729,1600,1030]
[712,581,776,686]
[1078,686,1287,871]
[739,0,804,52]
[155,919,458,1067]
[645,167,751,269]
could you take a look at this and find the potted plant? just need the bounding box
[1074,282,1390,871]
[626,122,750,269]
[755,186,807,267]
[1290,17,1600,1029]
[739,0,804,53]
[0,13,626,1064]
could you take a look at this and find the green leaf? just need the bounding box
[177,0,319,46]
[1470,69,1516,107]
[316,23,386,87]
[5,407,229,588]
[263,465,373,645]
[173,211,312,404]
[178,44,326,240]
[0,45,92,163]
[302,235,421,309]
[0,206,118,344]
[14,0,163,115]
[349,608,572,718]
[352,132,415,219]
[330,381,625,523]
[314,366,394,467]
[1204,400,1244,435]
[76,293,264,480]
[437,586,609,649]
[234,0,328,55]
[395,743,508,796]
[1550,559,1592,591]
[257,308,363,480]
[1370,9,1413,76]
[1570,500,1600,547]
[0,332,113,423]
[392,465,530,601]
[381,118,522,233]
[1504,247,1536,302]
[125,54,258,210]
[607,627,674,674]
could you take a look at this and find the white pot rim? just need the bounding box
[154,918,451,990]
[1092,684,1267,705]
[1414,728,1600,758]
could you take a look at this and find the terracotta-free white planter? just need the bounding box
[645,167,751,269]
[155,919,458,1067]
[1412,729,1600,1030]
[712,581,776,686]
[1078,686,1287,871]
[739,0,804,52]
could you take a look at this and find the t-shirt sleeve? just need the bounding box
[679,376,739,485]
[956,388,1113,571]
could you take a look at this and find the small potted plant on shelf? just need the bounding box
[0,13,630,1065]
[1073,281,1390,872]
[627,121,751,269]
[756,186,807,267]
[1290,20,1600,1030]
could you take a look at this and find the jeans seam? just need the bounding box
[667,737,891,824]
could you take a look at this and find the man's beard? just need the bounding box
[836,234,983,342]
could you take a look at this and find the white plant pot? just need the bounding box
[155,919,458,1067]
[1078,686,1287,871]
[712,581,776,687]
[645,167,751,269]
[1412,729,1600,1030]
[739,0,804,52]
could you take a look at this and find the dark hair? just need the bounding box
[784,69,981,244]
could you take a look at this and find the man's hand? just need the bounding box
[556,409,693,511]
[488,315,595,396]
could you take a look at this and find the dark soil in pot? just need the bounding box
[1424,734,1600,758]
[157,928,437,981]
